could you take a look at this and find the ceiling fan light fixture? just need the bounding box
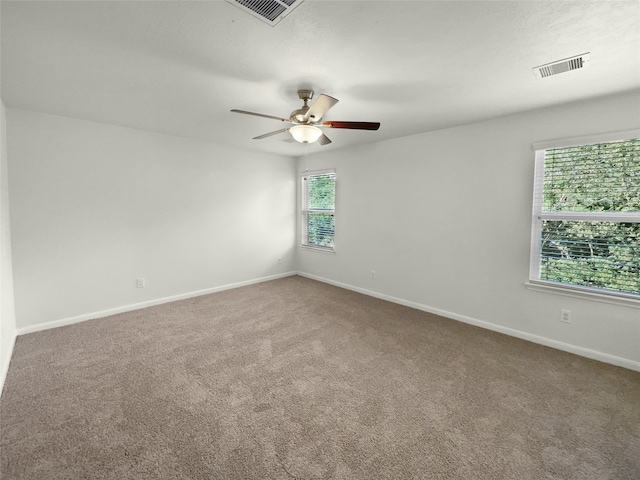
[290,125,322,143]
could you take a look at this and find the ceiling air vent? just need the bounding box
[227,0,304,26]
[533,53,590,78]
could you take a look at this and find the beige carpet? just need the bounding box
[1,275,638,479]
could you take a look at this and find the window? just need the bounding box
[301,170,335,251]
[529,131,640,301]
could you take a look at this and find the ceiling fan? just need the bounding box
[231,90,380,145]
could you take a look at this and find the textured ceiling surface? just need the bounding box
[2,0,639,157]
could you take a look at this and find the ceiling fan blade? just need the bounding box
[317,134,332,146]
[231,109,292,123]
[304,94,339,122]
[253,128,289,140]
[322,121,380,130]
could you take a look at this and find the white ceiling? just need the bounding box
[2,0,639,157]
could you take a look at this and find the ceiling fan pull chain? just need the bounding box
[304,142,309,172]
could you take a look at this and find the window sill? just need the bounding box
[525,281,640,308]
[300,245,335,254]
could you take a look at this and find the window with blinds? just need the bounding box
[530,132,640,299]
[301,170,335,251]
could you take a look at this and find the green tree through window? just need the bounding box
[301,171,335,250]
[531,136,640,297]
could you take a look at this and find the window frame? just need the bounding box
[300,168,336,253]
[528,129,640,306]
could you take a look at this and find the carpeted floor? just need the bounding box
[1,275,639,479]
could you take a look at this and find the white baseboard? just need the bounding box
[0,329,17,396]
[12,270,639,372]
[297,272,640,372]
[16,272,297,336]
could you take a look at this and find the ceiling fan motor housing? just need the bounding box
[292,90,314,123]
[291,106,309,123]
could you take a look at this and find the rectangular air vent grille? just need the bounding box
[533,53,590,78]
[227,0,304,26]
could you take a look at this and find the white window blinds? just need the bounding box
[301,170,335,251]
[530,134,640,298]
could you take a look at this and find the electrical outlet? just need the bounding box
[136,278,145,288]
[560,309,571,323]
[277,257,282,264]
[370,270,376,279]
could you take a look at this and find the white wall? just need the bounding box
[297,90,640,370]
[7,109,296,331]
[1,100,17,392]
[4,91,639,373]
